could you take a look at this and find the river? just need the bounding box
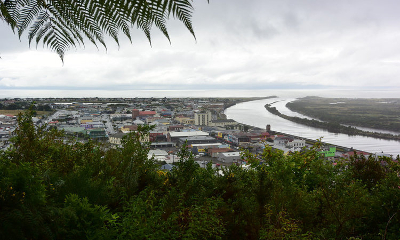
[225,98,400,157]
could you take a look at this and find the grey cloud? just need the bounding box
[249,20,278,40]
[2,0,400,93]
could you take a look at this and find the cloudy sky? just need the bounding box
[1,0,400,97]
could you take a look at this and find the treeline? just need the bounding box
[266,104,400,142]
[1,110,400,239]
[0,102,52,111]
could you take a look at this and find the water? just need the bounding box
[2,88,400,98]
[225,98,400,157]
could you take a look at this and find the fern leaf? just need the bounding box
[2,0,206,61]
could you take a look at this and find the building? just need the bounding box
[178,136,218,146]
[80,117,93,124]
[150,142,176,148]
[148,149,169,161]
[149,131,166,142]
[194,111,212,126]
[86,128,108,140]
[274,136,293,145]
[132,109,140,119]
[109,132,127,145]
[174,116,195,125]
[320,147,336,158]
[208,119,236,127]
[167,131,209,142]
[59,126,86,136]
[120,125,138,133]
[218,152,242,164]
[109,131,149,144]
[224,132,251,146]
[132,109,157,119]
[208,148,235,158]
[286,139,306,148]
[168,125,184,132]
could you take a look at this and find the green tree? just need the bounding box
[1,0,207,61]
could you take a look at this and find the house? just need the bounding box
[168,125,184,132]
[133,119,145,125]
[146,117,164,124]
[260,132,271,140]
[120,125,138,133]
[109,132,127,145]
[109,131,149,144]
[274,136,293,146]
[153,119,170,125]
[343,150,370,159]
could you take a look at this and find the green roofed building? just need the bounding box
[86,128,108,140]
[320,147,336,158]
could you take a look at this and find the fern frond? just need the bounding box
[0,0,17,30]
[17,0,41,37]
[167,0,196,39]
[1,0,206,61]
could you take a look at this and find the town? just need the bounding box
[0,97,389,170]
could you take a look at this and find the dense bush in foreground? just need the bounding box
[1,110,400,239]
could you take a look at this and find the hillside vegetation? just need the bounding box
[286,97,400,132]
[1,109,400,239]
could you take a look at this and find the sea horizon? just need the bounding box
[1,88,400,99]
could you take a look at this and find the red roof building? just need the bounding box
[132,109,157,119]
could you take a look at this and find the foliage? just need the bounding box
[1,109,400,239]
[1,0,208,61]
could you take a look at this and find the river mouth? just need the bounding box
[225,98,400,156]
[271,99,400,135]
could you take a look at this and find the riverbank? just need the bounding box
[223,96,277,110]
[265,103,400,142]
[225,97,400,156]
[286,97,400,133]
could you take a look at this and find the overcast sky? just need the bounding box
[1,0,400,97]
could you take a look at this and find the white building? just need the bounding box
[286,139,306,148]
[218,152,242,163]
[148,149,169,161]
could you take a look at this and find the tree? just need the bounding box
[0,0,207,61]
